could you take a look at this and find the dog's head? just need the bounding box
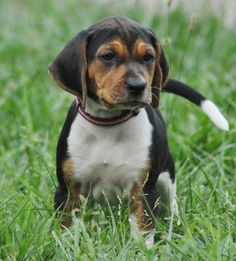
[49,16,169,109]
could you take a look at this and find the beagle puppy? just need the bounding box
[49,16,228,247]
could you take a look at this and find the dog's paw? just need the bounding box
[144,232,155,249]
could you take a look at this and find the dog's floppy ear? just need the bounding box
[48,30,90,107]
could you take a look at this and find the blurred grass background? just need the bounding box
[0,0,236,260]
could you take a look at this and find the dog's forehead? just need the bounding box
[88,16,145,34]
[87,17,154,52]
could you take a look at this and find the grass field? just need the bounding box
[0,0,236,260]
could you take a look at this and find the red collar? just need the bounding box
[76,97,140,126]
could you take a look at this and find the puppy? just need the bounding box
[49,16,228,247]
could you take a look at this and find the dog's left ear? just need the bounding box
[48,30,90,108]
[151,43,169,108]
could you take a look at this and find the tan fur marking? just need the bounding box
[134,40,155,59]
[61,159,81,228]
[63,159,74,180]
[88,60,127,105]
[130,182,154,231]
[130,164,153,231]
[96,40,128,59]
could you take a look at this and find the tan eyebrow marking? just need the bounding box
[134,39,155,58]
[96,39,128,59]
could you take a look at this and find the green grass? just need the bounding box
[0,0,236,260]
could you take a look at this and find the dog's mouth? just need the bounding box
[101,98,148,111]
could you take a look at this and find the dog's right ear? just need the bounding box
[48,30,90,108]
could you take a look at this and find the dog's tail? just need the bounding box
[163,79,229,131]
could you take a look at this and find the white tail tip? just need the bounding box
[201,100,229,131]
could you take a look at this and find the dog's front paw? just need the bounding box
[144,232,155,249]
[129,214,155,249]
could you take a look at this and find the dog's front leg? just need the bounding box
[55,159,81,228]
[62,181,81,228]
[129,182,155,248]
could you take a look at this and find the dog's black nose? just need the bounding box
[126,78,146,95]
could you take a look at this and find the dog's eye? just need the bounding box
[143,53,154,62]
[101,52,116,62]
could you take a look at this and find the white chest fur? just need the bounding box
[67,109,153,203]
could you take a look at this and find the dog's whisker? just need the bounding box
[114,96,119,105]
[114,96,123,105]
